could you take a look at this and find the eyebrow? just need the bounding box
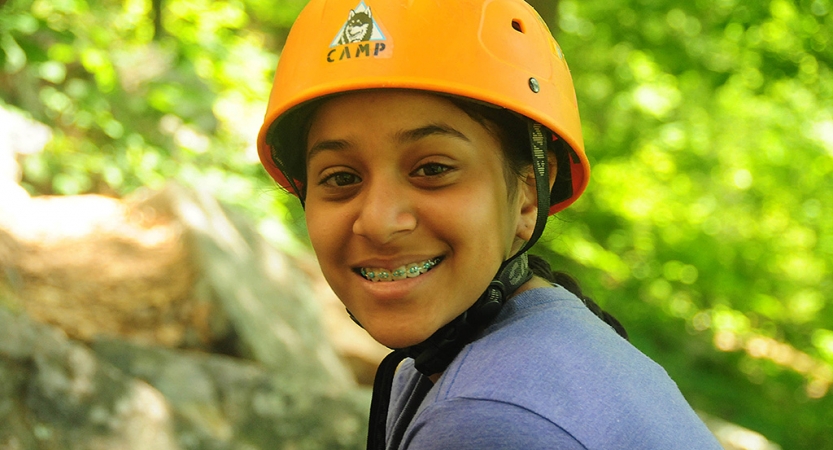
[307,138,349,160]
[395,123,470,144]
[307,123,470,161]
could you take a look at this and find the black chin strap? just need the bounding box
[407,253,533,374]
[367,123,552,450]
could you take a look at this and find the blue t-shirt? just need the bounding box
[386,286,722,449]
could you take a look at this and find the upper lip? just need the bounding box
[350,255,442,270]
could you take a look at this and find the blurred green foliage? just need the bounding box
[544,1,833,448]
[1,0,831,448]
[0,0,309,247]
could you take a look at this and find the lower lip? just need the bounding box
[357,266,437,301]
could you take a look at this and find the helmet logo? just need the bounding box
[327,1,389,63]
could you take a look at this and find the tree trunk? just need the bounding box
[152,0,164,40]
[525,0,558,34]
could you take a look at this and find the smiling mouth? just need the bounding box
[357,257,443,282]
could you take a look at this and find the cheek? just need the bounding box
[480,183,521,252]
[305,208,355,301]
[304,210,323,248]
[429,183,517,262]
[305,207,342,261]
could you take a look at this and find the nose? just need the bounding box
[352,177,417,244]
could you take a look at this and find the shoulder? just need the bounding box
[401,396,587,450]
[444,286,655,389]
[428,286,722,449]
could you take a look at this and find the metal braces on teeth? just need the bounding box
[360,258,441,282]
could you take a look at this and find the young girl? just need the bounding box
[257,1,722,449]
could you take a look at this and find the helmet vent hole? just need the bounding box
[511,19,524,33]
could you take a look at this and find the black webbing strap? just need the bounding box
[367,349,408,450]
[407,253,532,376]
[520,122,551,256]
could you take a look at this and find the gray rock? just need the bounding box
[0,307,180,450]
[0,306,370,450]
[92,338,370,450]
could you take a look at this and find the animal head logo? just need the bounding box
[339,8,373,44]
[330,1,386,47]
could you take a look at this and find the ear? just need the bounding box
[515,152,558,242]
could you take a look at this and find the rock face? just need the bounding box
[1,192,206,349]
[0,307,181,449]
[0,184,376,448]
[0,307,369,449]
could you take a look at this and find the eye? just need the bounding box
[320,171,361,187]
[412,163,452,177]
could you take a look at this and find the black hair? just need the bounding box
[266,101,320,201]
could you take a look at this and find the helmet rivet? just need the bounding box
[528,77,540,93]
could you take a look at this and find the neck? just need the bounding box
[510,274,551,297]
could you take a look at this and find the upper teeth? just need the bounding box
[360,258,440,282]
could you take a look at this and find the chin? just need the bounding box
[367,324,436,350]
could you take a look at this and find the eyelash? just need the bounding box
[411,162,452,177]
[319,171,360,187]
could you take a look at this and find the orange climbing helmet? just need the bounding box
[257,0,589,214]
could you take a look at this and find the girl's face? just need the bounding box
[304,90,536,349]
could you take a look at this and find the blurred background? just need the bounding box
[0,0,831,449]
